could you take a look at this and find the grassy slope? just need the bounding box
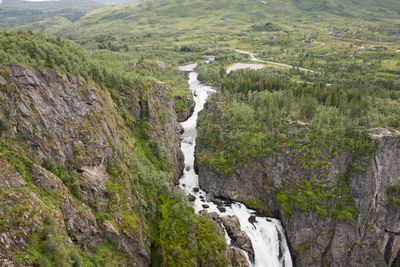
[49,0,400,37]
[1,0,399,46]
[1,0,99,9]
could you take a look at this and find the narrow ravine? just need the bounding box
[178,63,293,267]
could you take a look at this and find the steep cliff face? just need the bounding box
[0,64,249,266]
[196,101,400,266]
[114,82,185,184]
[175,95,195,122]
[0,64,185,265]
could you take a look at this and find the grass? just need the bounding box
[241,198,271,214]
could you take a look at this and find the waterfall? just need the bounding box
[178,63,293,267]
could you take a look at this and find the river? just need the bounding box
[178,63,293,267]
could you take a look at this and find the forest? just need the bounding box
[196,61,399,220]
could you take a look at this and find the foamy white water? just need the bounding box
[178,63,292,267]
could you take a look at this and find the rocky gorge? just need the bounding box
[0,50,399,267]
[0,64,241,266]
[178,64,293,267]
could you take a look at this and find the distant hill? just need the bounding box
[94,0,138,5]
[1,0,399,40]
[0,0,137,8]
[53,0,400,38]
[1,0,99,9]
[0,0,100,32]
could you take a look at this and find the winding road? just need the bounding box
[233,49,316,73]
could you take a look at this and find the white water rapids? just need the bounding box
[178,63,293,267]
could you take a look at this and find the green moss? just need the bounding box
[174,96,193,120]
[386,184,400,206]
[0,139,33,180]
[0,118,11,134]
[198,149,233,177]
[354,240,363,248]
[297,242,313,252]
[80,240,133,267]
[105,179,141,233]
[241,198,271,214]
[276,189,293,215]
[276,175,358,220]
[12,213,82,267]
[0,66,11,76]
[41,158,83,200]
[154,194,228,266]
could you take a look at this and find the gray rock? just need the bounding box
[217,206,227,213]
[0,158,26,189]
[61,195,102,251]
[228,247,251,267]
[31,165,63,192]
[221,215,254,261]
[175,95,195,122]
[248,215,256,224]
[206,192,222,205]
[188,194,196,202]
[0,65,181,266]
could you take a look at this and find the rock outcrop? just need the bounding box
[0,64,186,265]
[199,210,251,267]
[220,215,254,261]
[175,95,195,122]
[112,82,184,184]
[196,101,400,266]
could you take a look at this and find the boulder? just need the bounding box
[217,206,227,213]
[187,194,196,202]
[248,215,257,224]
[221,215,254,261]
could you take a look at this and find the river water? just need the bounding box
[178,63,293,267]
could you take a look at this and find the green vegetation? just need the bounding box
[197,67,384,176]
[0,30,198,117]
[13,213,82,267]
[0,30,131,88]
[275,174,358,220]
[386,184,400,206]
[241,198,271,214]
[0,139,33,181]
[0,28,230,265]
[12,212,131,266]
[155,194,228,266]
[41,158,83,200]
[196,57,398,220]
